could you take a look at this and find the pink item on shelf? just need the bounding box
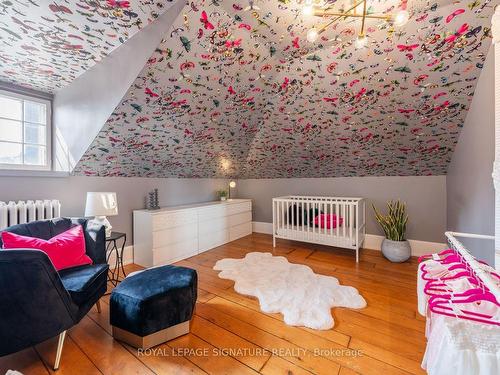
[314,214,344,229]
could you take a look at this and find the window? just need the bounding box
[0,90,51,170]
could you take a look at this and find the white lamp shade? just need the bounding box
[85,192,118,217]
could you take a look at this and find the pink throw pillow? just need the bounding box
[1,225,92,271]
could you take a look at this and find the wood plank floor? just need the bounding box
[0,233,427,375]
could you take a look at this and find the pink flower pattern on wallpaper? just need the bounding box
[0,0,169,93]
[26,1,497,178]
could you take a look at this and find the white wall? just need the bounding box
[0,176,228,245]
[53,0,184,171]
[235,175,447,243]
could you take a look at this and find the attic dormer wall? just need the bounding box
[446,46,495,265]
[53,0,186,172]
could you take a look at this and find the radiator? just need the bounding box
[0,200,61,230]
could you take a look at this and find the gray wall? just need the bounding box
[446,47,495,264]
[53,0,184,171]
[0,176,228,245]
[235,176,447,243]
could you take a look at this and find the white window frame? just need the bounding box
[0,89,52,171]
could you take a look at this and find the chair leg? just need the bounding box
[96,299,101,313]
[54,330,66,371]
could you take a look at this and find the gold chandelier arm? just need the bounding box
[313,11,391,20]
[316,0,369,35]
[322,0,365,14]
[360,0,367,36]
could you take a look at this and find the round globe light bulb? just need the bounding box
[354,35,367,49]
[393,10,409,27]
[229,181,236,188]
[302,5,314,16]
[307,28,319,43]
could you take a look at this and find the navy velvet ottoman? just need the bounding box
[110,265,197,349]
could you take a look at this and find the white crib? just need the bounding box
[272,196,366,262]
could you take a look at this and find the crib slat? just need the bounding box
[302,199,305,235]
[323,202,327,236]
[342,203,346,239]
[330,202,333,238]
[349,204,353,246]
[306,201,311,239]
[336,203,340,238]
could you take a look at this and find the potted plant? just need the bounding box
[217,190,228,201]
[372,200,411,262]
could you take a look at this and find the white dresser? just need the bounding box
[133,199,252,267]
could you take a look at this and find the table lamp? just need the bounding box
[85,192,118,237]
[228,181,236,199]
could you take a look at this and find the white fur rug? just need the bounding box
[213,252,366,330]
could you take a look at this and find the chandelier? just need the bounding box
[302,0,410,48]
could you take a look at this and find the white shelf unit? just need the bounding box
[133,199,252,267]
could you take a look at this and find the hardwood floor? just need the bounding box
[0,233,427,375]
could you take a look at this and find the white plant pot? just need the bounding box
[220,197,227,201]
[381,239,411,262]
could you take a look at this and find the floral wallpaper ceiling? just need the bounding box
[74,0,493,177]
[0,0,170,93]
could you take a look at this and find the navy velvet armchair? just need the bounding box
[0,217,109,370]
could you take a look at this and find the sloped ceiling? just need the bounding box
[1,1,494,178]
[0,0,167,92]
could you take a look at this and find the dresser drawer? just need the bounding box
[199,229,229,253]
[230,211,252,226]
[230,222,252,241]
[153,225,197,247]
[152,210,197,231]
[199,216,230,234]
[197,205,227,221]
[153,239,198,265]
[227,201,251,216]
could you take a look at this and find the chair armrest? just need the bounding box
[0,249,78,356]
[73,218,106,264]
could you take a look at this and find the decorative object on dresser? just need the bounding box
[217,189,228,201]
[272,196,366,262]
[373,200,411,262]
[85,192,118,237]
[106,231,127,286]
[147,188,160,210]
[133,199,252,267]
[214,252,366,330]
[0,199,61,230]
[110,265,197,349]
[228,180,236,199]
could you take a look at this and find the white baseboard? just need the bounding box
[252,221,447,257]
[107,245,134,268]
[252,221,273,234]
[363,234,447,257]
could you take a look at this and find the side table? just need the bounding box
[106,231,127,286]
